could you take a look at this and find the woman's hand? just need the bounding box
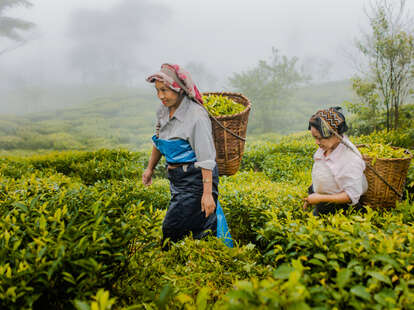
[142,146,161,186]
[201,193,216,218]
[142,168,154,186]
[305,193,323,205]
[304,192,351,206]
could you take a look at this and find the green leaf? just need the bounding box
[196,287,209,310]
[273,263,294,279]
[371,254,400,270]
[73,300,90,310]
[287,301,311,310]
[336,269,352,288]
[156,285,174,309]
[367,271,391,285]
[351,285,371,301]
[373,288,397,306]
[12,202,28,213]
[313,253,327,262]
[308,259,324,267]
[30,195,40,209]
[62,272,77,285]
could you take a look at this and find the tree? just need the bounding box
[229,48,309,133]
[353,0,414,131]
[0,0,34,55]
[345,78,381,134]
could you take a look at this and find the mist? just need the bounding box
[1,0,412,132]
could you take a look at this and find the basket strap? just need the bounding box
[319,118,403,199]
[202,106,246,141]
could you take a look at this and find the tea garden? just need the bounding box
[0,130,413,309]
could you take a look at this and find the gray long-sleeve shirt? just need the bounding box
[155,96,217,170]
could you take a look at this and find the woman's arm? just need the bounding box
[201,168,216,218]
[305,191,351,205]
[191,115,216,170]
[142,146,162,186]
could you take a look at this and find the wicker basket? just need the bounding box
[203,92,251,176]
[358,145,412,208]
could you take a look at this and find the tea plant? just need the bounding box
[1,131,413,309]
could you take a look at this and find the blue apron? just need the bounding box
[152,135,197,164]
[153,135,233,248]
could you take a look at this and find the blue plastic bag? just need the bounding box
[216,201,233,248]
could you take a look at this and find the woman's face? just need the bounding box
[155,80,180,109]
[310,126,340,153]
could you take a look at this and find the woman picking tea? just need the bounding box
[304,107,368,216]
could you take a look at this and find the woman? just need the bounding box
[142,63,219,247]
[303,107,368,216]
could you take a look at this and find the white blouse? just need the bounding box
[311,136,368,205]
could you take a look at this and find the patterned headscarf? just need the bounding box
[146,63,204,105]
[308,107,348,138]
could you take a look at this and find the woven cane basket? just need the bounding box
[203,92,251,176]
[358,145,412,208]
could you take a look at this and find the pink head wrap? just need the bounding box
[146,63,203,105]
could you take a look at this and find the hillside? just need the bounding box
[0,90,157,151]
[0,80,354,151]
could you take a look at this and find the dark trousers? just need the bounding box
[162,164,219,249]
[308,185,365,216]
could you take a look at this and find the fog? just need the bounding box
[1,0,413,114]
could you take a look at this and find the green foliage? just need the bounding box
[253,206,414,308]
[1,149,142,182]
[351,129,414,149]
[74,289,117,310]
[1,131,413,309]
[203,95,246,116]
[359,143,411,160]
[0,173,163,309]
[217,261,311,309]
[345,78,382,133]
[351,0,414,132]
[241,132,316,183]
[116,238,267,308]
[220,171,305,245]
[229,48,310,133]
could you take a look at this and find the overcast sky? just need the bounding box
[2,0,414,90]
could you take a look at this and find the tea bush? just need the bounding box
[247,206,414,308]
[0,172,165,309]
[1,131,414,309]
[240,133,315,184]
[0,149,168,183]
[115,238,269,309]
[219,171,306,244]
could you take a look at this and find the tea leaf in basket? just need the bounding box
[203,95,245,116]
[359,143,411,163]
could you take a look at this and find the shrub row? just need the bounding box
[1,132,413,309]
